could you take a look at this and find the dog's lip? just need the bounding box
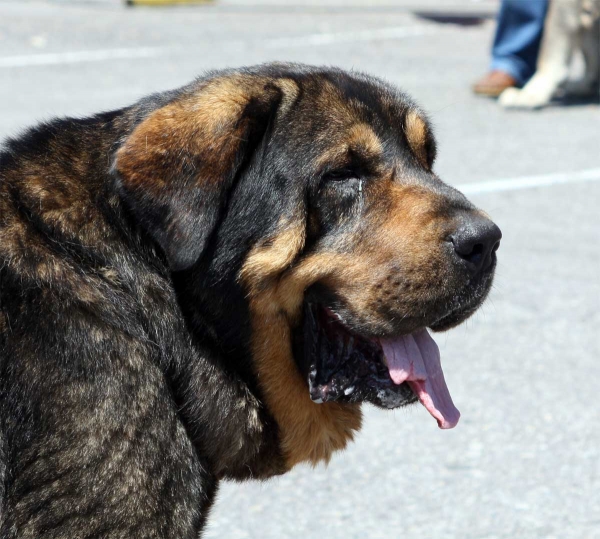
[429,270,495,331]
[429,305,478,331]
[323,304,453,339]
[322,306,353,328]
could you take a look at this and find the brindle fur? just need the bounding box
[0,63,493,537]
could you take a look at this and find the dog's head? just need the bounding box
[114,64,501,469]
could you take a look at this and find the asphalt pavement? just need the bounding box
[1,1,599,538]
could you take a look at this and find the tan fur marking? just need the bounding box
[316,123,383,171]
[239,224,306,297]
[116,78,254,191]
[347,123,383,158]
[116,74,285,195]
[405,110,429,169]
[274,78,301,117]
[240,227,363,469]
[187,76,253,135]
[249,311,362,469]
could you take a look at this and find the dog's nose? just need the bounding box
[450,215,502,274]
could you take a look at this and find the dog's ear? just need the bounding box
[114,75,290,271]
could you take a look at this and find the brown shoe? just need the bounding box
[472,70,518,97]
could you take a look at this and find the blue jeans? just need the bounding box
[491,0,549,86]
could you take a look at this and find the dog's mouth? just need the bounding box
[293,303,460,429]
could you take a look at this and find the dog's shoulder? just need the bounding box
[0,102,188,370]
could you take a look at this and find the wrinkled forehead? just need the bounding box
[281,73,435,173]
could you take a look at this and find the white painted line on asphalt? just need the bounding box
[0,25,439,68]
[456,168,600,195]
[0,46,172,68]
[265,25,437,48]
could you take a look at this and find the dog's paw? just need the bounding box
[499,87,550,109]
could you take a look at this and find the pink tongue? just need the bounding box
[379,329,460,429]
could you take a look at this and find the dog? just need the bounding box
[500,0,600,109]
[0,63,501,537]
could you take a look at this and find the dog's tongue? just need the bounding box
[379,329,460,429]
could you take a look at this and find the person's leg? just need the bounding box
[491,0,549,85]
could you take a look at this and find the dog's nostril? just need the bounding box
[458,242,484,266]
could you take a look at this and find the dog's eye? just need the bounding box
[321,169,358,184]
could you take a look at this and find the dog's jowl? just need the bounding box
[0,63,501,537]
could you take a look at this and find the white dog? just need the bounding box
[500,0,600,109]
